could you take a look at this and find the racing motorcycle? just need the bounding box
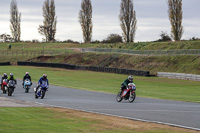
[7,80,16,96]
[24,79,32,93]
[1,79,8,94]
[34,83,48,99]
[116,83,136,103]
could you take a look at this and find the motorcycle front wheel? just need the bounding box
[25,86,29,93]
[3,86,6,94]
[41,91,46,99]
[35,91,38,99]
[116,92,123,102]
[8,88,13,96]
[128,92,136,103]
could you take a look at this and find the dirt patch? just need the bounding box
[0,96,46,107]
[47,107,199,133]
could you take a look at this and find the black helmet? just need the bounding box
[3,73,7,77]
[43,74,47,79]
[128,75,133,82]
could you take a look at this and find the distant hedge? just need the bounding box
[17,61,151,77]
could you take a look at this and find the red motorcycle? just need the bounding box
[1,79,8,94]
[116,83,136,103]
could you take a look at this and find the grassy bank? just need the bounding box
[28,53,200,75]
[0,107,194,133]
[0,66,200,103]
[1,41,200,75]
[1,40,200,51]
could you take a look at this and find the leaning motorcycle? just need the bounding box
[7,80,16,96]
[116,83,136,103]
[24,79,32,93]
[34,83,48,99]
[1,79,8,94]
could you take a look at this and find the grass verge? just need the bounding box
[0,66,200,103]
[0,107,197,133]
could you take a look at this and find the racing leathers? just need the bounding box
[35,77,49,92]
[1,75,8,89]
[120,78,133,92]
[7,76,17,85]
[22,74,32,86]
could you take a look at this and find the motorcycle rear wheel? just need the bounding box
[116,92,123,102]
[128,92,136,103]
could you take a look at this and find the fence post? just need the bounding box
[43,47,44,56]
[22,48,24,56]
[65,48,66,56]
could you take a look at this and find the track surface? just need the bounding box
[1,80,200,131]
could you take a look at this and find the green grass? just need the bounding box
[0,66,200,103]
[0,107,190,133]
[0,107,122,133]
[96,40,200,50]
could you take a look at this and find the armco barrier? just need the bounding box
[157,72,200,81]
[0,62,11,66]
[17,61,151,77]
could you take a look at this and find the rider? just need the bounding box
[7,73,17,85]
[22,72,32,87]
[1,73,8,88]
[35,74,49,92]
[120,75,133,93]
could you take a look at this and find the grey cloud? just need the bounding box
[0,0,199,41]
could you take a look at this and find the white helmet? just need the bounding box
[128,75,133,81]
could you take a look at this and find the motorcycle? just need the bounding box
[116,83,136,103]
[34,83,48,99]
[24,79,32,93]
[1,79,8,94]
[7,80,16,96]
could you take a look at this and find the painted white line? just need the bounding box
[85,109,200,113]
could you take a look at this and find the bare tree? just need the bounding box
[168,0,183,41]
[119,0,137,43]
[38,0,57,42]
[10,0,21,42]
[0,33,13,42]
[79,0,93,43]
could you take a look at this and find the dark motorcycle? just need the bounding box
[7,80,16,96]
[34,83,48,99]
[116,83,136,103]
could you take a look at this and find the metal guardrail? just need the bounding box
[81,48,200,55]
[157,72,200,81]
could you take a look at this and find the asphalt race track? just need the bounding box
[1,80,200,131]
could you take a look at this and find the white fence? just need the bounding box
[157,72,200,81]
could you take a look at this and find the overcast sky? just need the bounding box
[0,0,199,42]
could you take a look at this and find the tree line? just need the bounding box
[4,0,184,43]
